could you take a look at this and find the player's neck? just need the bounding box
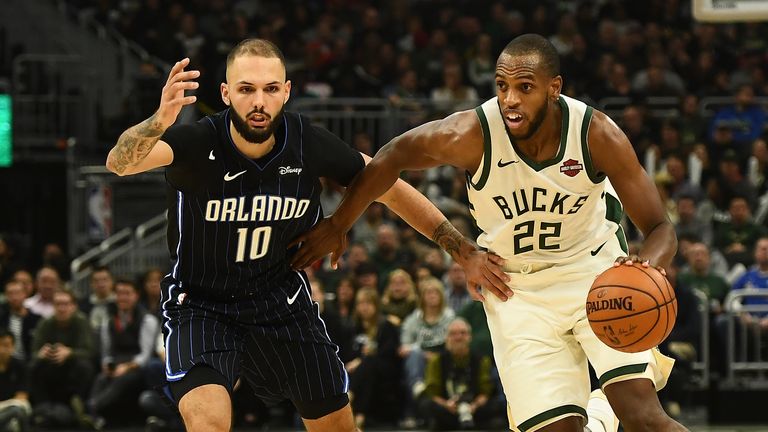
[229,125,276,159]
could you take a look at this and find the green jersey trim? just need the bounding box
[470,106,493,190]
[580,106,605,184]
[518,404,588,431]
[605,192,629,254]
[507,97,570,172]
[599,363,648,387]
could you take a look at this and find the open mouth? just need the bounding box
[504,111,524,129]
[248,113,269,127]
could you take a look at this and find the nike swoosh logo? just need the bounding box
[590,242,607,256]
[497,159,519,168]
[223,170,246,181]
[209,150,215,160]
[287,287,302,305]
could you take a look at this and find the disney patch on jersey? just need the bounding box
[560,159,583,177]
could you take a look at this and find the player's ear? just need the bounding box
[284,80,291,104]
[221,82,230,106]
[550,75,562,101]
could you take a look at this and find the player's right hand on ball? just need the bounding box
[157,58,199,129]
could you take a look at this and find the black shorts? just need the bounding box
[160,277,349,417]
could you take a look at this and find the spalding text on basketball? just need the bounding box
[586,296,634,314]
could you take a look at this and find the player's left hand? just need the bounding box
[289,217,348,270]
[458,250,512,302]
[613,255,667,277]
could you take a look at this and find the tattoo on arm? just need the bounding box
[432,220,464,257]
[109,112,165,174]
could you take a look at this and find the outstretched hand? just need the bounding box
[613,254,667,276]
[289,217,348,270]
[157,58,199,129]
[458,250,512,302]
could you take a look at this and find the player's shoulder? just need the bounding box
[581,106,630,155]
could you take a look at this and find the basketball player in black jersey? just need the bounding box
[106,39,510,432]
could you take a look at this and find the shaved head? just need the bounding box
[499,33,560,77]
[226,38,286,71]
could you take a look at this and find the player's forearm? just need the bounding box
[106,112,165,175]
[637,221,677,269]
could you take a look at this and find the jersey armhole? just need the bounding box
[467,106,492,190]
[580,106,605,184]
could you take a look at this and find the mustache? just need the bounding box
[247,108,270,119]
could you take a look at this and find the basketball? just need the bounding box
[586,263,677,353]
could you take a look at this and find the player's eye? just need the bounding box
[521,83,533,92]
[266,86,279,93]
[496,81,507,91]
[240,87,254,93]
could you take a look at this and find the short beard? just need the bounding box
[230,105,285,144]
[516,99,549,140]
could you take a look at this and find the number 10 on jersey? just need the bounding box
[236,227,272,262]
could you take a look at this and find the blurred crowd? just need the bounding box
[2,0,768,430]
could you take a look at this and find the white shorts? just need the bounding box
[483,239,674,431]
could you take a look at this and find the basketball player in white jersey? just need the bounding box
[292,34,688,432]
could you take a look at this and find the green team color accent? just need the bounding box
[0,95,11,167]
[471,106,493,190]
[518,404,588,431]
[507,97,569,171]
[605,192,629,253]
[598,363,648,387]
[580,106,604,183]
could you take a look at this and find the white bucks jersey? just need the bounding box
[467,95,628,266]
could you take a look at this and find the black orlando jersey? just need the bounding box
[160,110,363,302]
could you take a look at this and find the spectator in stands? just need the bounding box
[678,242,731,314]
[665,155,703,203]
[30,289,95,428]
[675,196,713,247]
[41,243,70,282]
[718,236,768,364]
[371,224,412,291]
[747,137,768,196]
[621,105,654,162]
[678,94,707,148]
[10,270,33,298]
[660,271,702,419]
[0,328,31,432]
[721,149,758,208]
[443,261,471,314]
[138,332,181,432]
[354,262,380,292]
[139,267,163,317]
[352,202,386,253]
[24,266,62,319]
[80,265,115,329]
[89,278,159,425]
[420,318,499,430]
[714,196,765,267]
[311,278,353,362]
[0,236,20,288]
[467,33,495,98]
[381,269,418,325]
[0,280,41,362]
[330,277,357,331]
[346,288,402,429]
[709,84,767,146]
[400,278,455,399]
[430,63,478,114]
